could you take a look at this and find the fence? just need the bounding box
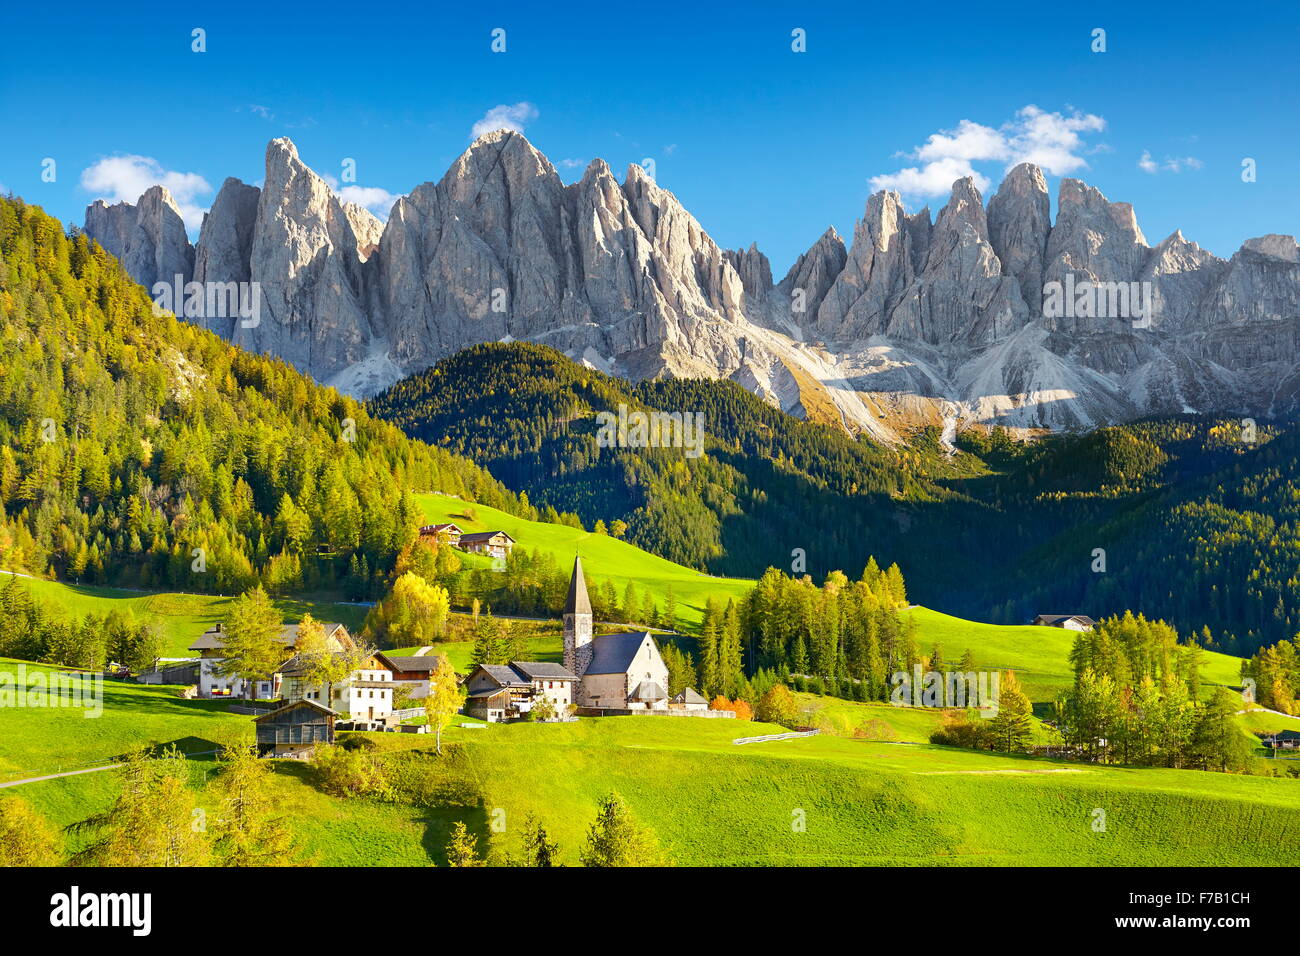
[733,730,820,745]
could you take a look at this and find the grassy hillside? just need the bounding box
[12,713,1300,866]
[0,658,249,781]
[0,571,368,657]
[418,492,754,627]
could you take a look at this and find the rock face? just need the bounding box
[238,138,373,379]
[987,162,1050,313]
[887,177,1028,346]
[83,133,1300,440]
[86,186,193,290]
[191,177,261,334]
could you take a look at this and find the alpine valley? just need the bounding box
[83,131,1300,441]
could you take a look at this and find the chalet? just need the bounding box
[419,523,463,546]
[1264,730,1300,750]
[254,698,337,758]
[188,621,353,698]
[563,556,671,712]
[670,687,709,713]
[375,652,441,699]
[458,530,516,560]
[464,661,578,722]
[1033,614,1096,632]
[279,651,397,726]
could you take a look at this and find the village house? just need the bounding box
[458,530,516,560]
[464,661,578,722]
[254,698,337,758]
[1033,614,1097,632]
[188,621,354,698]
[374,652,440,699]
[1264,729,1300,750]
[278,651,398,727]
[419,522,463,546]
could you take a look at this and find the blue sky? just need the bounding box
[2,0,1297,274]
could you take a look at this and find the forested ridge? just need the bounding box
[0,197,521,597]
[371,343,1300,656]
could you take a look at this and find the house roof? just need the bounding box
[564,555,592,616]
[253,698,340,721]
[189,621,347,652]
[420,523,462,534]
[475,664,531,688]
[1272,730,1300,741]
[511,661,577,681]
[1035,614,1097,627]
[586,632,655,675]
[673,687,708,705]
[459,530,515,545]
[376,653,440,674]
[630,680,667,702]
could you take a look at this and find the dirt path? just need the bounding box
[0,763,122,789]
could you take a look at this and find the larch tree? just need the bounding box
[0,796,62,866]
[210,742,296,866]
[424,654,464,755]
[580,792,667,868]
[218,585,284,699]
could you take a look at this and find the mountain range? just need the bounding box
[83,132,1300,440]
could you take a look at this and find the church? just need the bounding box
[564,555,671,712]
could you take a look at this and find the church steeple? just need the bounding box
[563,554,594,675]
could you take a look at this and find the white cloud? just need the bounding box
[870,106,1106,199]
[1138,150,1202,174]
[336,185,400,219]
[79,154,211,232]
[471,102,538,139]
[558,158,587,169]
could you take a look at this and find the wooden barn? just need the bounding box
[254,698,338,758]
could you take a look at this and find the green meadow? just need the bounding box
[418,493,754,627]
[0,571,369,657]
[10,713,1300,867]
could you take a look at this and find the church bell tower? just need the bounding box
[564,554,594,675]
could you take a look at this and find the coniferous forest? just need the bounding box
[371,342,1300,657]
[0,198,521,598]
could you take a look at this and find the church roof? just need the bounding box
[564,555,592,616]
[586,632,654,675]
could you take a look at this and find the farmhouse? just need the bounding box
[254,698,337,758]
[375,652,440,699]
[459,530,516,560]
[464,661,577,722]
[1264,730,1300,750]
[188,621,353,698]
[279,651,398,725]
[1033,614,1096,631]
[419,522,462,545]
[563,556,671,712]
